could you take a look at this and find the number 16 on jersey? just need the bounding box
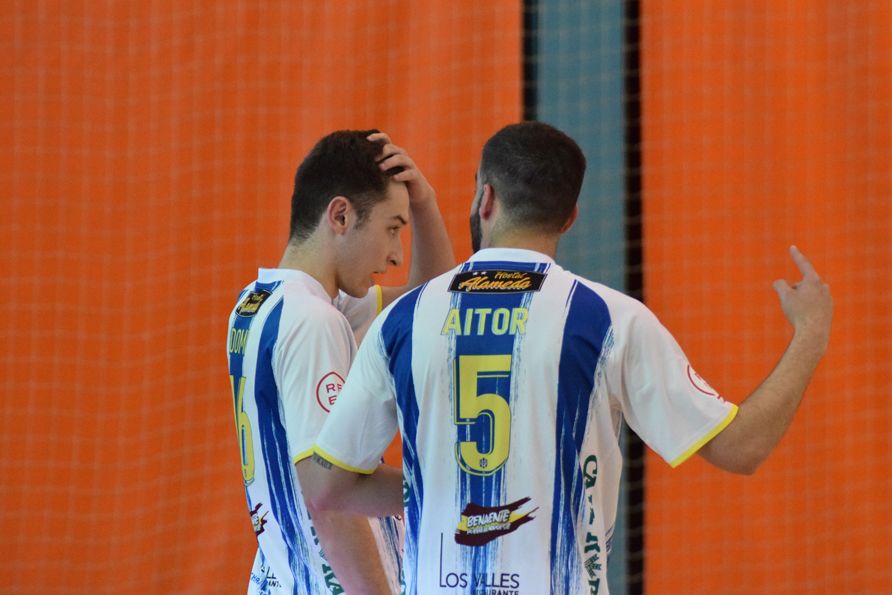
[230,374,255,484]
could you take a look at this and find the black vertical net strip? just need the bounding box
[623,1,645,593]
[522,0,539,121]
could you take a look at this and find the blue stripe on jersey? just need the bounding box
[230,281,335,594]
[381,284,426,593]
[550,281,611,595]
[228,282,305,592]
[452,259,546,591]
[228,281,284,501]
[253,299,314,591]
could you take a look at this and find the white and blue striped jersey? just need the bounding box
[226,268,403,595]
[315,248,737,595]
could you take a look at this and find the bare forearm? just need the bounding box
[305,455,404,517]
[703,330,825,473]
[311,510,393,595]
[700,246,832,474]
[407,198,455,287]
[371,133,454,306]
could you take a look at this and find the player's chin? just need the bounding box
[344,278,374,298]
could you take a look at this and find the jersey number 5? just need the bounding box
[454,354,511,476]
[230,375,255,484]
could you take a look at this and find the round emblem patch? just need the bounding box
[315,371,345,412]
[686,364,719,397]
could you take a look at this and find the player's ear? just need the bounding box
[479,183,496,220]
[326,196,352,234]
[559,205,578,233]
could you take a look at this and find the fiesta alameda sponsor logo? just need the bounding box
[448,270,546,293]
[235,289,271,317]
[438,534,522,594]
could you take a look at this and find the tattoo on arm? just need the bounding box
[312,453,332,470]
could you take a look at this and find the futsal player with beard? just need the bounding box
[305,122,832,593]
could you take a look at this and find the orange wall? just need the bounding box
[0,2,520,592]
[642,2,890,593]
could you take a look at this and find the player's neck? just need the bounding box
[277,241,339,299]
[486,230,560,259]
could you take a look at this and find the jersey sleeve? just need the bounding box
[314,316,398,474]
[607,300,738,467]
[273,297,356,465]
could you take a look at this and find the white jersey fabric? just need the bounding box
[315,248,737,595]
[226,268,402,595]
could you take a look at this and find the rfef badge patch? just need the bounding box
[236,290,272,317]
[315,371,344,412]
[686,364,721,399]
[448,270,546,293]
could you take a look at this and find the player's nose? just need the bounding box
[388,240,404,268]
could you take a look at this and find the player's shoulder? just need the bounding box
[228,280,280,322]
[278,280,350,329]
[384,264,463,314]
[569,274,653,321]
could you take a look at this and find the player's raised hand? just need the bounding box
[368,132,436,207]
[772,245,833,351]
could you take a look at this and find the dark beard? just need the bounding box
[469,210,482,253]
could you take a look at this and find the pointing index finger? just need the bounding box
[790,245,820,280]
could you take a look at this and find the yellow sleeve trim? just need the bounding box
[669,404,739,468]
[292,448,314,465]
[313,445,377,475]
[374,284,383,314]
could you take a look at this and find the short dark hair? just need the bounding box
[288,129,396,242]
[480,121,586,232]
